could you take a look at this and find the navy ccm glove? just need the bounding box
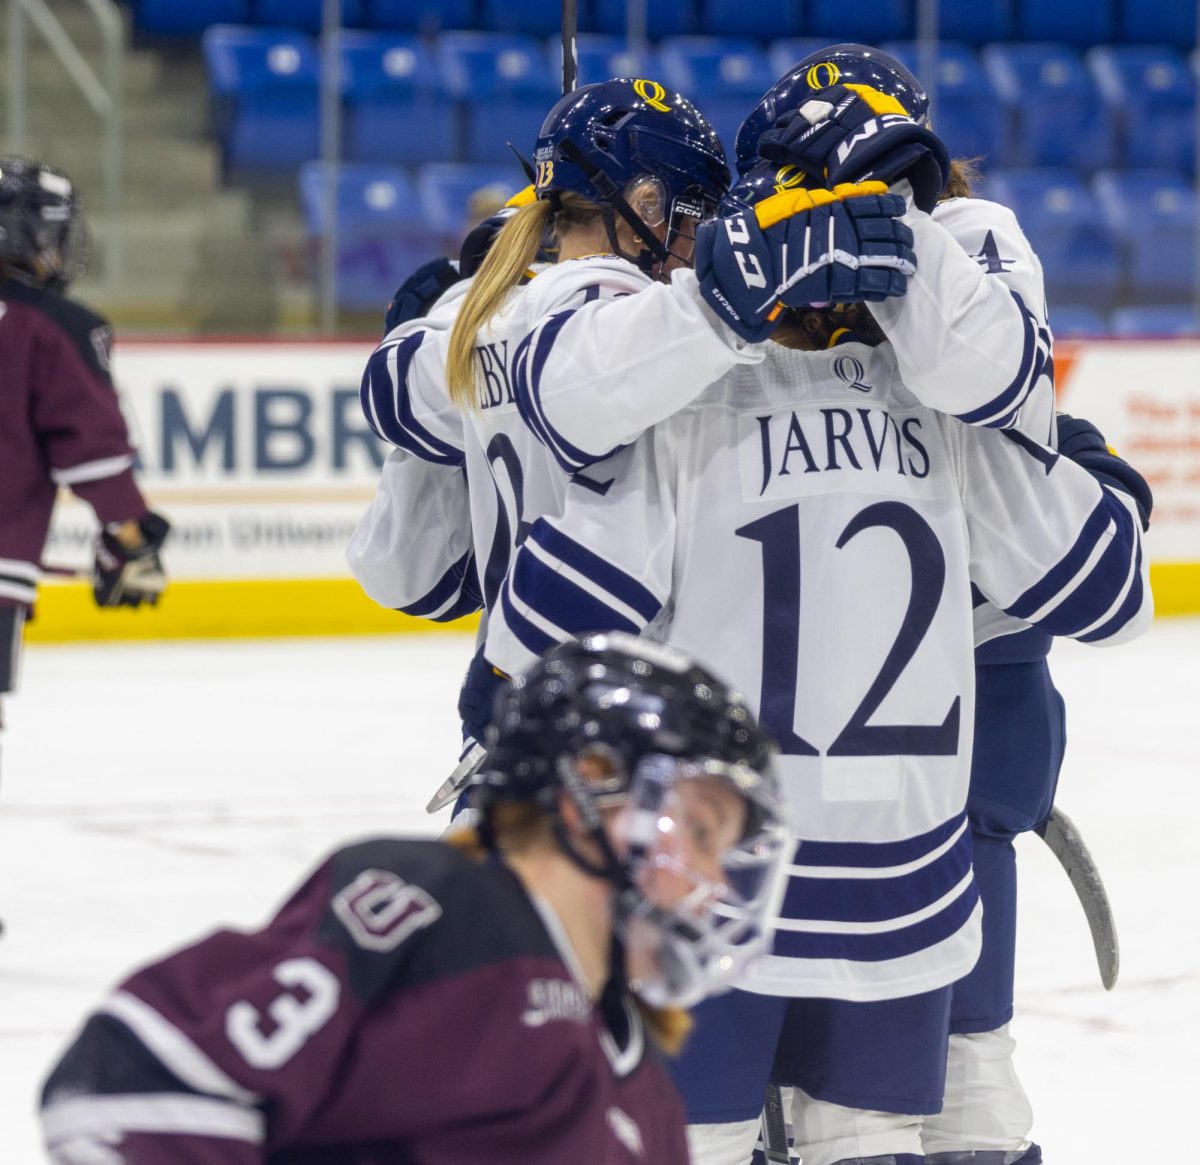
[757,83,950,214]
[1056,412,1154,531]
[694,182,916,343]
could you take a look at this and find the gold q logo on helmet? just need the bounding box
[773,164,807,193]
[633,78,671,112]
[805,61,841,90]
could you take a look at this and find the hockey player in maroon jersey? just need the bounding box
[0,158,168,746]
[40,632,791,1164]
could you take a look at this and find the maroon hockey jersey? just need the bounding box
[40,837,690,1164]
[0,276,146,607]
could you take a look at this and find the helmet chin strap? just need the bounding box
[556,139,669,273]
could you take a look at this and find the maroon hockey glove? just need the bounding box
[92,511,170,609]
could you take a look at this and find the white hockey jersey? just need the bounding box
[483,341,1151,1002]
[350,257,763,616]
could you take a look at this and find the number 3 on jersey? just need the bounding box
[226,957,340,1070]
[737,499,960,757]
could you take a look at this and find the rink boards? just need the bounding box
[29,337,1200,641]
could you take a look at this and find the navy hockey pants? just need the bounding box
[952,659,1065,1033]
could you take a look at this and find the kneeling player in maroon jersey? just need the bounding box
[40,632,791,1165]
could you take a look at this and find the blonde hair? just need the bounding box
[941,157,981,201]
[446,192,606,410]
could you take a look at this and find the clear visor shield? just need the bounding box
[612,753,791,1008]
[622,176,718,276]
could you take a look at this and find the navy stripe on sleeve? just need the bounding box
[954,291,1049,429]
[361,335,464,466]
[1006,498,1113,620]
[514,310,606,473]
[397,549,481,622]
[1078,530,1144,643]
[499,582,558,657]
[510,549,642,638]
[529,522,661,623]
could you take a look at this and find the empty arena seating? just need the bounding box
[298,161,433,308]
[169,1,1200,323]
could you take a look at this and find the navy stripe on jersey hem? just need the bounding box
[781,827,971,925]
[793,811,967,869]
[772,880,979,963]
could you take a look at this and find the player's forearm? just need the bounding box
[519,271,764,471]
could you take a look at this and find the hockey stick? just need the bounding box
[760,1083,790,1163]
[40,562,89,581]
[1035,805,1119,990]
[561,0,578,95]
[425,740,487,815]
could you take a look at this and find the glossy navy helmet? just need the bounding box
[734,43,930,176]
[532,78,730,273]
[0,157,89,289]
[474,631,791,1008]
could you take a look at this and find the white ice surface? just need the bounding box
[2,623,1198,1162]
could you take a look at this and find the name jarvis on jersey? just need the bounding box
[750,405,932,498]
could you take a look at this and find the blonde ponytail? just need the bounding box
[447,199,553,410]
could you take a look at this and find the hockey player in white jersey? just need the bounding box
[733,44,1152,1165]
[351,77,916,759]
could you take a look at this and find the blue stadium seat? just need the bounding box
[1117,0,1196,47]
[133,0,250,37]
[298,162,433,309]
[1014,0,1113,46]
[804,0,914,44]
[983,43,1114,171]
[704,0,803,43]
[254,0,365,33]
[417,162,527,241]
[1111,305,1200,336]
[936,0,1014,44]
[203,26,320,178]
[1093,169,1197,299]
[1049,305,1109,338]
[568,35,661,86]
[881,42,1006,167]
[479,0,563,38]
[590,0,696,40]
[1089,46,1195,174]
[985,168,1121,306]
[440,33,559,163]
[658,38,774,162]
[341,32,456,165]
[364,0,473,31]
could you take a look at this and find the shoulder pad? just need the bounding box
[0,280,114,381]
[525,256,652,316]
[932,195,1022,236]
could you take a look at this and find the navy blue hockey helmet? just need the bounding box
[479,632,775,815]
[532,78,730,272]
[0,157,88,288]
[734,43,930,176]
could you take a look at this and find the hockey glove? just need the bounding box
[757,83,950,214]
[457,645,510,745]
[694,183,916,343]
[1056,413,1153,531]
[383,257,462,334]
[92,511,170,609]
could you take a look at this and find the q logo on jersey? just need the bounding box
[806,61,841,90]
[633,78,671,113]
[833,354,872,393]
